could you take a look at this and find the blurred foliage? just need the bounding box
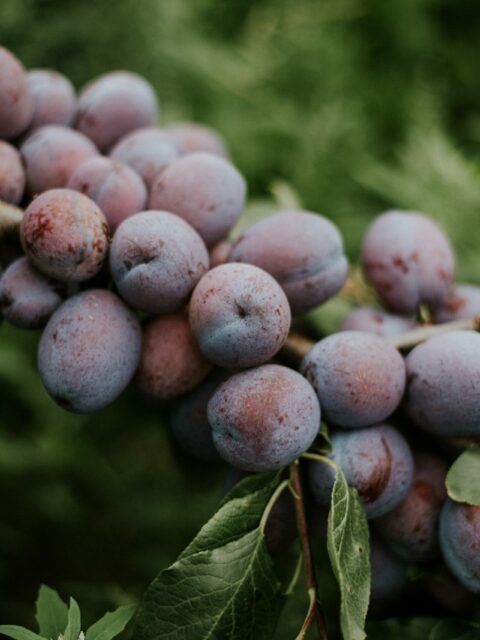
[1,0,480,635]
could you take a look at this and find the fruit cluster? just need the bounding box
[0,46,479,608]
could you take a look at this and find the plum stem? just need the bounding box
[282,314,480,362]
[289,460,329,640]
[284,552,304,596]
[0,199,23,236]
[389,316,480,349]
[280,332,315,365]
[302,452,338,472]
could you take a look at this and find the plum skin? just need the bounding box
[405,330,480,438]
[308,424,414,519]
[166,122,227,157]
[340,306,415,338]
[362,210,455,314]
[170,370,229,462]
[136,311,212,400]
[440,499,480,594]
[229,210,348,315]
[38,289,142,413]
[27,69,77,129]
[0,141,26,205]
[110,126,180,188]
[189,263,291,369]
[110,210,209,314]
[68,157,147,231]
[434,284,480,323]
[301,331,406,428]
[375,453,447,561]
[76,71,159,152]
[0,47,33,139]
[20,188,109,283]
[370,534,408,604]
[149,152,246,247]
[0,257,66,329]
[20,125,99,195]
[208,364,321,472]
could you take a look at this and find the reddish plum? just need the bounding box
[189,263,291,369]
[229,210,348,314]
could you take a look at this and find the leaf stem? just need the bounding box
[294,587,317,640]
[284,552,304,596]
[289,461,329,640]
[302,452,338,472]
[259,479,290,533]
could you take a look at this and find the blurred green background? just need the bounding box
[1,0,480,634]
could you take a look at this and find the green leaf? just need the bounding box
[63,599,81,640]
[134,473,284,640]
[86,605,136,640]
[446,448,480,505]
[35,585,69,640]
[430,619,480,640]
[0,627,44,640]
[318,422,332,453]
[367,618,438,639]
[186,472,280,554]
[305,296,356,338]
[269,180,302,210]
[327,466,370,640]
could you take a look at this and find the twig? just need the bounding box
[389,316,480,350]
[280,332,314,365]
[281,315,480,363]
[289,461,329,640]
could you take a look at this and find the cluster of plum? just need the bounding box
[0,46,479,612]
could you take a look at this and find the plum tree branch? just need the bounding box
[289,461,329,640]
[282,315,480,363]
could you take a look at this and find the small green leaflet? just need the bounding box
[0,587,135,640]
[0,627,44,640]
[63,599,81,640]
[446,448,480,505]
[134,472,284,640]
[85,605,136,640]
[327,465,370,640]
[35,585,69,640]
[318,422,332,453]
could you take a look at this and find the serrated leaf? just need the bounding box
[446,448,480,505]
[85,605,136,640]
[0,627,44,640]
[367,618,438,639]
[35,585,69,640]
[327,466,370,640]
[183,472,280,556]
[63,599,81,640]
[134,473,284,640]
[430,619,480,640]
